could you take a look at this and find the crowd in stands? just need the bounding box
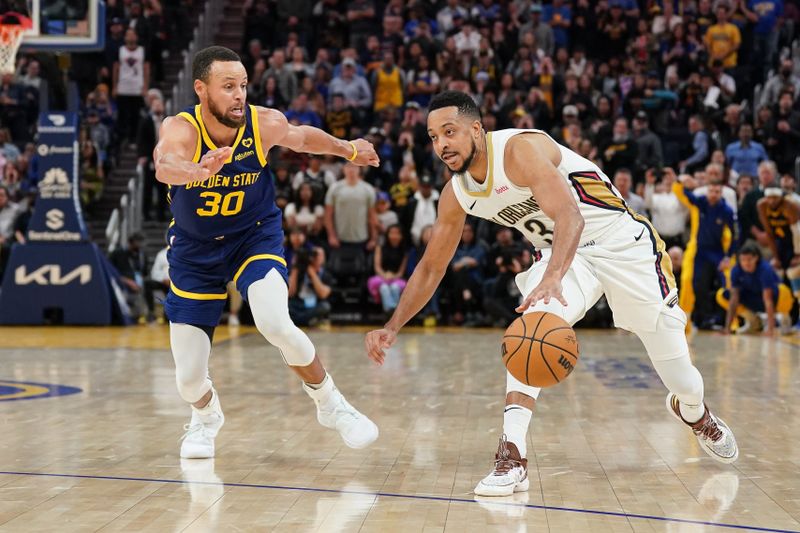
[3,0,800,334]
[230,0,800,332]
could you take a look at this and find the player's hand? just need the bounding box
[365,328,397,365]
[516,274,567,312]
[348,138,380,167]
[198,147,233,177]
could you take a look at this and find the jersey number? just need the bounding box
[196,191,245,217]
[523,218,553,245]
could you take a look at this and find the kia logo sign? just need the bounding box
[14,265,92,286]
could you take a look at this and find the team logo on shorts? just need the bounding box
[0,380,82,402]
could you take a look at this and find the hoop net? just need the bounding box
[0,13,31,75]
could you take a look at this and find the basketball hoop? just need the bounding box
[0,12,31,75]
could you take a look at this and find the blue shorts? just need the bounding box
[164,221,288,327]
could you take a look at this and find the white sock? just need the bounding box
[679,401,705,423]
[193,389,219,418]
[304,373,337,409]
[503,404,532,458]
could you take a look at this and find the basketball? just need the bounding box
[502,312,580,387]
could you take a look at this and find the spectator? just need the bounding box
[719,243,793,335]
[371,51,404,113]
[0,73,27,143]
[725,123,768,177]
[113,29,149,146]
[742,0,784,83]
[284,94,322,128]
[601,118,638,180]
[447,222,487,326]
[261,50,298,105]
[367,224,408,313]
[85,110,111,165]
[79,140,104,209]
[632,111,664,175]
[739,160,778,246]
[694,163,738,213]
[613,168,645,214]
[347,0,377,49]
[292,154,336,197]
[406,55,440,108]
[760,58,800,109]
[0,185,18,281]
[703,5,741,68]
[542,0,571,50]
[288,246,332,326]
[674,175,737,330]
[643,167,688,249]
[109,233,159,323]
[765,90,800,174]
[325,163,377,251]
[328,58,372,123]
[285,182,325,238]
[484,245,529,327]
[681,114,711,173]
[137,94,166,221]
[374,191,399,237]
[520,4,554,57]
[436,0,468,36]
[403,173,438,246]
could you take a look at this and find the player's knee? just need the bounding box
[253,311,295,343]
[636,305,689,362]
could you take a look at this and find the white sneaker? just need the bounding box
[180,389,225,459]
[303,376,378,449]
[666,393,738,464]
[474,436,530,497]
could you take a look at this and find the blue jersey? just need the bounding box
[169,104,281,239]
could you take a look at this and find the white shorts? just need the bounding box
[515,214,680,333]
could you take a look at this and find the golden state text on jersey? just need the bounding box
[169,104,280,239]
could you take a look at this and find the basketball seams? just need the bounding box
[539,339,561,383]
[525,313,547,386]
[502,309,528,366]
[503,335,578,359]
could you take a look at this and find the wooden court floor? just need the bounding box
[0,325,798,532]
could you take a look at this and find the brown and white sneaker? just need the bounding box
[666,393,738,464]
[474,436,529,496]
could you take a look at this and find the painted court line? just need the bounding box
[0,471,796,533]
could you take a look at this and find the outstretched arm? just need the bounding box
[506,133,584,310]
[154,116,232,186]
[259,107,379,167]
[365,182,466,364]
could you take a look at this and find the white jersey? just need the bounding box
[450,128,628,250]
[117,45,145,96]
[790,193,800,253]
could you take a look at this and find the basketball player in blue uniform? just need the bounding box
[154,46,380,458]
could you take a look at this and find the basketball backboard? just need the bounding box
[10,0,105,51]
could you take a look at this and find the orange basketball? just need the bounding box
[501,311,580,387]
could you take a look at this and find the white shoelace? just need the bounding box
[180,422,208,442]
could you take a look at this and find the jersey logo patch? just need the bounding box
[242,138,253,148]
[634,228,645,241]
[494,185,509,194]
[235,150,255,161]
[469,200,477,210]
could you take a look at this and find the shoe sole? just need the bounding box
[665,394,739,464]
[474,476,530,497]
[180,447,215,459]
[341,420,379,449]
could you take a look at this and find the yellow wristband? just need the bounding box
[346,141,358,161]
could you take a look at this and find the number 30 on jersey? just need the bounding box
[196,191,245,216]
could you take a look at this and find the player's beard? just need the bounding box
[449,138,477,174]
[208,98,246,128]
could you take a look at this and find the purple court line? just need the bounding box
[0,470,797,533]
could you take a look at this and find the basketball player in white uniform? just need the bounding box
[365,91,738,497]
